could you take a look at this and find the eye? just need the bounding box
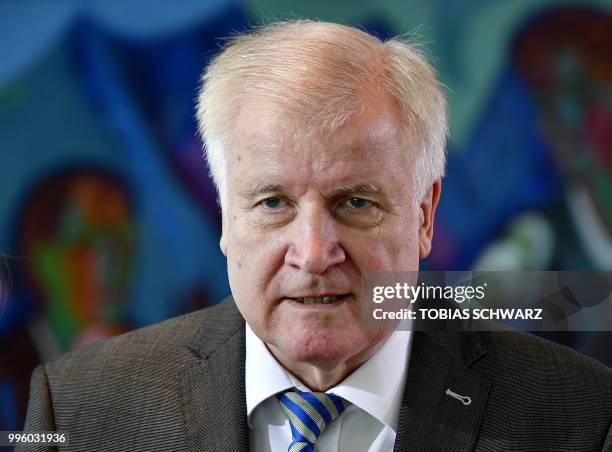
[252,196,294,226]
[334,196,382,228]
[345,197,369,209]
[260,197,286,209]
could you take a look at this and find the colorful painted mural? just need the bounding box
[0,1,610,435]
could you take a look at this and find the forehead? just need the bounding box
[229,96,409,184]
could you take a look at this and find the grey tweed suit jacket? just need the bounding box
[21,297,612,451]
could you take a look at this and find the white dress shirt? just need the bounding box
[245,324,413,452]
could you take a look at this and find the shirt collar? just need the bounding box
[245,323,412,431]
[245,323,295,427]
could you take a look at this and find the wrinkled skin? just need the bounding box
[221,95,440,390]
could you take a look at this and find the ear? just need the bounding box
[220,234,228,257]
[220,207,228,257]
[418,179,441,259]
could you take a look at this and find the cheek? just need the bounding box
[225,220,287,295]
[345,224,420,272]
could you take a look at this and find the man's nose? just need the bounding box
[284,207,346,275]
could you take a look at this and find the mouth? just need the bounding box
[285,294,351,306]
[297,295,342,304]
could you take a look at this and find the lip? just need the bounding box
[283,294,351,309]
[287,292,349,298]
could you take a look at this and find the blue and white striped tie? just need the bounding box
[277,389,350,452]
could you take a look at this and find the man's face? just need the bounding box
[221,94,438,373]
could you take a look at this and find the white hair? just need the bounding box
[196,20,447,209]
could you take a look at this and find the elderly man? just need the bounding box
[22,21,612,451]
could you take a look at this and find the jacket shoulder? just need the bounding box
[464,331,612,450]
[479,330,612,385]
[473,330,612,449]
[47,300,237,375]
[25,299,244,450]
[42,298,242,407]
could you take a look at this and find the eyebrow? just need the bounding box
[239,183,286,199]
[332,183,381,195]
[239,182,381,199]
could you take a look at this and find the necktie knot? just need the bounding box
[277,389,350,451]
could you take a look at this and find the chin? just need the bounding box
[278,328,367,369]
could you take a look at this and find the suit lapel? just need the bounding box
[177,299,250,452]
[394,332,491,451]
[175,300,491,451]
